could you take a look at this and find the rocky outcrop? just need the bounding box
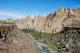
[15,8,80,33]
[44,8,80,32]
[16,16,34,29]
[0,25,37,53]
[45,8,69,32]
[52,26,80,53]
[33,16,46,32]
[0,25,17,44]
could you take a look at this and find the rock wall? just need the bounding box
[0,25,17,53]
[54,27,80,53]
[0,25,37,53]
[16,8,80,33]
[16,16,34,29]
[0,25,17,43]
[33,16,46,32]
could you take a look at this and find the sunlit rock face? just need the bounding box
[16,16,34,29]
[33,16,46,32]
[52,13,80,53]
[45,8,80,33]
[15,8,80,33]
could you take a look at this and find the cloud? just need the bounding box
[0,10,27,19]
[0,9,48,20]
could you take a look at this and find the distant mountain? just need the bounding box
[0,15,20,20]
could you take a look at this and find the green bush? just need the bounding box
[21,29,62,53]
[21,29,55,47]
[0,22,15,25]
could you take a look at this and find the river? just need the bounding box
[30,36,55,53]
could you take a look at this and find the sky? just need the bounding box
[0,0,80,19]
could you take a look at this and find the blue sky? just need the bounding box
[0,0,80,19]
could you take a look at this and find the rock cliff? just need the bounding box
[52,26,80,53]
[16,16,34,29]
[33,16,46,32]
[15,8,80,33]
[0,24,37,53]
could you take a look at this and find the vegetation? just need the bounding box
[21,29,55,48]
[0,21,15,25]
[21,29,61,53]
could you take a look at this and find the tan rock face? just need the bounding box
[0,25,17,44]
[45,8,80,32]
[16,16,34,29]
[33,16,46,32]
[16,8,80,33]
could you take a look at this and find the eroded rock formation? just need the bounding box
[15,8,80,33]
[16,16,34,29]
[52,26,80,53]
[0,25,17,44]
[33,16,46,32]
[0,25,37,53]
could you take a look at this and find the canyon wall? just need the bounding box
[0,25,37,53]
[15,8,80,33]
[53,27,80,53]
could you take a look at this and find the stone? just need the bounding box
[0,25,37,53]
[16,16,34,29]
[0,25,17,43]
[15,8,80,33]
[54,27,80,53]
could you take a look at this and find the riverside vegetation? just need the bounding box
[21,29,61,53]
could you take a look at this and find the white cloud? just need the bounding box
[0,10,27,19]
[0,10,48,20]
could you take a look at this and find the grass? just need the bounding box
[21,29,61,53]
[0,22,15,25]
[21,29,55,48]
[46,41,54,49]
